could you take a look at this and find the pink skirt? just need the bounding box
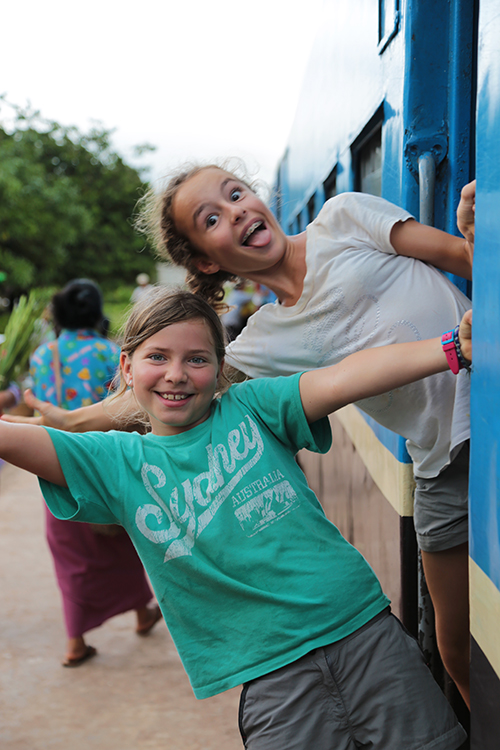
[44,506,153,638]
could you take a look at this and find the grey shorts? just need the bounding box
[414,441,469,553]
[239,609,466,750]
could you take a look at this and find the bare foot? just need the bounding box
[63,637,97,667]
[135,604,163,636]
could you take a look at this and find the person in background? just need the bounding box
[0,383,21,415]
[252,283,277,310]
[131,273,154,304]
[30,279,162,667]
[221,280,254,340]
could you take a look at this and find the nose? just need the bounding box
[163,359,187,384]
[229,202,246,224]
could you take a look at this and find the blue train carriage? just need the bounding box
[469,0,500,744]
[272,0,498,746]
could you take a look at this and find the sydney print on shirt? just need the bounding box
[136,414,299,561]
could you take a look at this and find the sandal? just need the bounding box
[62,644,97,668]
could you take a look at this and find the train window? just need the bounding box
[323,167,337,201]
[275,178,282,225]
[307,195,316,222]
[378,0,400,53]
[355,126,382,197]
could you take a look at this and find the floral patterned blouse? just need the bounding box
[30,329,120,409]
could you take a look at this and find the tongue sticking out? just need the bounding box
[244,224,272,248]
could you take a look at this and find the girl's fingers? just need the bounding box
[461,179,476,203]
[458,309,472,362]
[22,388,48,413]
[457,181,476,244]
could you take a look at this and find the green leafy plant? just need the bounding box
[0,291,50,388]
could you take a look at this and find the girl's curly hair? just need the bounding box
[136,160,266,313]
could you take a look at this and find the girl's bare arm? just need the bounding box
[300,310,472,424]
[1,388,138,432]
[390,219,473,280]
[0,422,67,486]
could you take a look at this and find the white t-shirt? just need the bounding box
[225,193,471,478]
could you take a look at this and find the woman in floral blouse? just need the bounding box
[30,279,162,667]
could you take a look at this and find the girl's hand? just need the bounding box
[457,180,475,249]
[1,389,69,428]
[458,309,472,363]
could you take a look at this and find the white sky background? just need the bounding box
[1,0,324,188]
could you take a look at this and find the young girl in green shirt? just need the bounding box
[2,288,471,749]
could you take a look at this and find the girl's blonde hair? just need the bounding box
[113,287,228,425]
[136,160,264,312]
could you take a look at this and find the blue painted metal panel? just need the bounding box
[278,1,474,229]
[400,0,475,297]
[469,0,500,592]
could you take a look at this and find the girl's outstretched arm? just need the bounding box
[0,422,66,486]
[390,219,473,280]
[300,310,472,424]
[390,180,476,280]
[1,388,138,432]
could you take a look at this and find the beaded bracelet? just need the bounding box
[452,324,472,372]
[441,326,471,374]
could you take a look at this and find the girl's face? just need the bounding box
[121,319,223,437]
[171,168,286,278]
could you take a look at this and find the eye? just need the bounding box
[205,213,218,228]
[189,356,207,364]
[230,188,242,202]
[149,353,165,362]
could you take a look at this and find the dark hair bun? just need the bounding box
[51,279,104,330]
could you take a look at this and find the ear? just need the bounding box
[120,352,133,386]
[194,257,221,275]
[216,358,226,386]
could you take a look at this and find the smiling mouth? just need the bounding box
[157,392,191,402]
[242,220,265,245]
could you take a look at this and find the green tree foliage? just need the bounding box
[0,99,157,297]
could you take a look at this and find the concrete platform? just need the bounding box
[0,463,241,749]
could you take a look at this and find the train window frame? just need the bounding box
[351,110,383,197]
[307,194,316,223]
[323,167,338,202]
[378,0,400,54]
[274,177,282,225]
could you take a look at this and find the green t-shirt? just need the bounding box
[40,373,389,698]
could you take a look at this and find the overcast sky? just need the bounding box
[1,0,323,187]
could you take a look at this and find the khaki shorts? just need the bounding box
[414,441,469,553]
[239,609,467,750]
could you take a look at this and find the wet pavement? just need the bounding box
[0,463,241,749]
